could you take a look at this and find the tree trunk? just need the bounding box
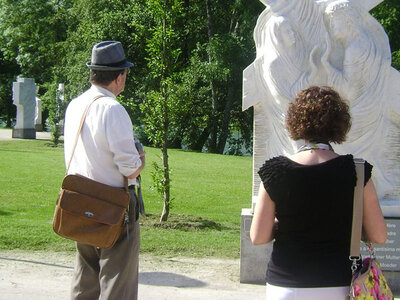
[6,113,12,128]
[205,0,218,153]
[182,0,191,64]
[217,83,235,153]
[159,140,170,222]
[160,2,171,222]
[216,19,241,154]
[191,126,210,151]
[160,82,170,222]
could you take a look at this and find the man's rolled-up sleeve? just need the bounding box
[106,104,142,176]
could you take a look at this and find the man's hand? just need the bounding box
[127,152,145,179]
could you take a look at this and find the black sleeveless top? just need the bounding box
[258,154,372,287]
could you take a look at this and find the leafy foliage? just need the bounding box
[41,79,66,146]
[140,0,184,221]
[0,51,18,127]
[0,0,69,84]
[0,0,263,155]
[371,0,400,69]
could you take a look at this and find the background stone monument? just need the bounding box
[12,78,37,139]
[240,0,400,293]
[56,83,65,131]
[34,97,43,132]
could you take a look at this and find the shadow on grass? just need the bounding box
[0,148,48,153]
[44,141,64,148]
[140,213,228,231]
[0,209,12,216]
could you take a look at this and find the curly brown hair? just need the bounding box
[286,86,351,143]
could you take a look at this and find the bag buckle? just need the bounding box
[349,255,360,274]
[85,211,94,218]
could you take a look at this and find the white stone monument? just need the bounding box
[241,0,400,288]
[57,83,65,130]
[34,97,43,131]
[12,78,37,139]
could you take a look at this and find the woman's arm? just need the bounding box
[250,183,276,245]
[362,179,387,244]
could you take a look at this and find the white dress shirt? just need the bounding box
[64,85,142,187]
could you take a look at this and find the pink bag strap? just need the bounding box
[350,158,365,258]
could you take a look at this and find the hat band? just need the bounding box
[92,59,127,68]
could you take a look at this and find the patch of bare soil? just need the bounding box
[140,213,224,231]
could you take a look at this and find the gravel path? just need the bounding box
[0,250,265,300]
[0,129,52,141]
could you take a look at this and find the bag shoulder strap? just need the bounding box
[66,95,105,172]
[350,158,365,258]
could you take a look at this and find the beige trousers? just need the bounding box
[70,190,140,300]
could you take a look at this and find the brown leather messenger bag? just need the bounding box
[52,95,130,249]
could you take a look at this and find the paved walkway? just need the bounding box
[0,128,52,141]
[1,250,398,300]
[0,250,265,300]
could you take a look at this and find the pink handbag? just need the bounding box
[348,159,393,300]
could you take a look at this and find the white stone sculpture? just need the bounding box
[12,78,37,139]
[243,0,400,216]
[34,97,43,131]
[56,83,65,130]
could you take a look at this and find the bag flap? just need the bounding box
[59,189,126,225]
[62,174,130,208]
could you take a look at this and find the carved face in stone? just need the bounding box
[268,16,297,48]
[327,9,361,41]
[278,20,296,46]
[329,16,347,40]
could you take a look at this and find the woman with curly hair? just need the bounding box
[250,86,387,300]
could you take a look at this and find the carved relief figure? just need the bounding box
[244,0,400,215]
[322,1,386,104]
[322,0,399,211]
[261,16,307,100]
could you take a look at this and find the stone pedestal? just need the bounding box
[360,218,400,295]
[240,208,271,284]
[12,128,36,139]
[12,78,37,139]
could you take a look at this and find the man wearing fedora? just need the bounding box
[64,41,145,299]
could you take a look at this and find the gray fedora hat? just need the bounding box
[86,41,133,70]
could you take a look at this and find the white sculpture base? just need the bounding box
[240,208,271,284]
[382,206,400,218]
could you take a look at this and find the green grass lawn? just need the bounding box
[0,139,252,258]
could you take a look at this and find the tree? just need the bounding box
[168,0,263,154]
[141,0,184,221]
[0,0,263,153]
[0,0,70,84]
[41,79,66,146]
[0,50,19,127]
[0,0,72,129]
